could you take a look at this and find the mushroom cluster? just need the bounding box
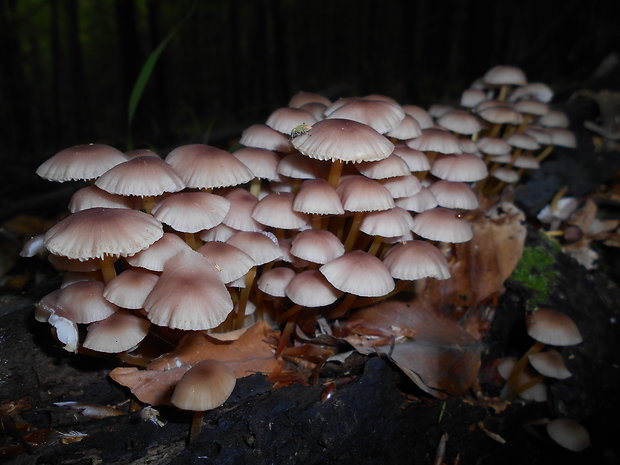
[29,65,575,420]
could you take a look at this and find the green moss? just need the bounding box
[511,243,559,311]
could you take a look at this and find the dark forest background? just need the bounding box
[1,0,619,182]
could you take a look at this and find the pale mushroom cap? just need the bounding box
[406,128,461,154]
[538,110,570,128]
[381,175,423,198]
[430,154,488,182]
[410,207,473,243]
[95,156,186,197]
[199,224,238,243]
[285,270,343,307]
[290,229,344,264]
[513,99,550,117]
[491,167,520,184]
[48,255,102,272]
[103,269,159,309]
[483,65,527,86]
[320,250,395,297]
[460,89,487,108]
[508,82,554,103]
[239,124,293,153]
[547,128,577,148]
[292,118,394,163]
[232,147,281,181]
[222,188,264,232]
[385,114,423,140]
[126,232,192,272]
[251,193,309,230]
[528,350,572,379]
[36,143,127,182]
[165,144,254,189]
[402,105,433,129]
[83,310,150,353]
[171,360,236,411]
[325,99,405,134]
[266,107,318,135]
[197,241,255,284]
[506,132,541,151]
[545,418,590,452]
[44,208,164,261]
[69,186,140,212]
[478,106,524,125]
[383,241,450,280]
[429,180,479,210]
[395,187,438,213]
[392,145,431,172]
[513,155,541,170]
[476,137,512,156]
[526,308,583,346]
[293,179,345,216]
[288,91,331,108]
[56,281,118,324]
[227,231,282,266]
[337,175,395,212]
[437,109,483,135]
[359,207,415,238]
[277,153,329,180]
[257,267,296,297]
[144,251,233,330]
[152,191,231,233]
[356,154,411,180]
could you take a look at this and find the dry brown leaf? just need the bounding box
[419,201,526,308]
[109,321,280,406]
[343,299,482,399]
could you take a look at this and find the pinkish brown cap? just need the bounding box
[165,144,254,189]
[402,105,433,129]
[406,128,461,154]
[288,91,331,108]
[476,137,512,156]
[171,360,236,411]
[392,145,430,172]
[383,240,450,280]
[152,192,231,233]
[285,270,343,307]
[483,65,527,86]
[257,267,296,297]
[239,124,293,153]
[430,154,488,182]
[320,250,394,297]
[293,179,344,216]
[508,83,553,103]
[126,232,192,272]
[197,241,255,284]
[356,155,411,180]
[232,147,281,181]
[44,207,164,261]
[385,114,423,140]
[290,229,344,264]
[538,110,570,128]
[221,188,264,232]
[429,181,479,210]
[411,207,473,243]
[292,119,394,163]
[83,310,150,353]
[266,107,318,135]
[507,132,540,151]
[337,175,395,212]
[103,269,159,309]
[395,187,438,213]
[528,349,572,379]
[526,308,583,346]
[226,231,282,266]
[251,193,309,230]
[277,153,328,180]
[36,143,127,182]
[69,186,140,212]
[359,207,415,238]
[546,418,590,452]
[381,175,422,198]
[56,281,118,324]
[144,251,233,330]
[95,156,185,197]
[437,109,483,135]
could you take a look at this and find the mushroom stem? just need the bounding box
[142,196,156,214]
[503,340,545,400]
[366,236,383,257]
[189,411,205,443]
[509,374,545,400]
[184,232,200,250]
[343,212,363,252]
[278,304,303,323]
[497,84,509,101]
[327,160,345,189]
[250,178,262,197]
[537,145,554,162]
[328,293,359,319]
[100,256,117,284]
[236,266,257,329]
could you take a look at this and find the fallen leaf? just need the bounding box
[110,321,279,405]
[343,299,482,398]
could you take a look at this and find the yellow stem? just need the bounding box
[327,160,345,189]
[236,266,257,329]
[343,212,363,252]
[100,256,117,284]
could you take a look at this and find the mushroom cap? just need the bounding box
[95,156,185,197]
[285,270,343,307]
[227,231,282,266]
[476,137,512,156]
[239,124,293,153]
[290,229,344,264]
[266,107,317,135]
[508,82,554,103]
[528,349,572,379]
[171,360,236,411]
[428,180,479,210]
[383,241,450,280]
[395,187,438,213]
[232,147,281,181]
[325,99,405,134]
[402,105,433,129]
[144,251,233,330]
[410,207,473,243]
[165,144,254,189]
[437,109,483,135]
[381,175,423,199]
[320,250,395,297]
[222,188,264,232]
[483,65,527,86]
[392,145,430,172]
[44,208,164,261]
[430,154,488,182]
[196,241,255,284]
[83,310,150,353]
[385,114,423,140]
[292,118,394,163]
[277,153,328,180]
[359,207,415,238]
[126,232,192,272]
[526,308,583,346]
[545,418,590,452]
[257,267,296,297]
[406,128,461,154]
[152,191,231,233]
[288,91,331,108]
[56,281,118,324]
[293,179,344,216]
[69,186,140,212]
[337,175,395,212]
[251,193,309,230]
[36,143,127,182]
[103,269,159,309]
[356,154,411,180]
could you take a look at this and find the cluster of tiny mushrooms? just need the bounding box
[25,65,589,450]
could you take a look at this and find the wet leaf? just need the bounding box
[110,321,279,405]
[343,299,482,399]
